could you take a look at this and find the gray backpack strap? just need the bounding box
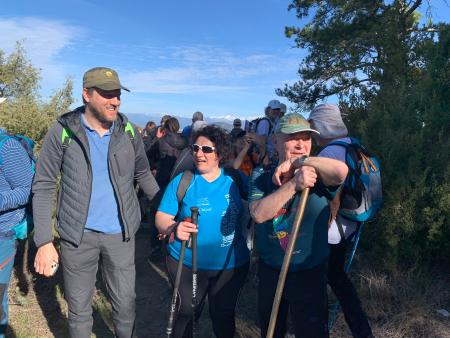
[176,170,193,217]
[170,148,192,181]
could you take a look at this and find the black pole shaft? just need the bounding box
[166,239,187,337]
[266,188,310,338]
[190,207,199,337]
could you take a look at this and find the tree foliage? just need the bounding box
[0,42,74,143]
[281,0,450,269]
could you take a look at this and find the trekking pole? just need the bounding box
[189,207,199,337]
[266,188,310,338]
[328,222,365,331]
[167,229,189,337]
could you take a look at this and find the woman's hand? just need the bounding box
[175,220,198,241]
[156,126,166,138]
[245,132,254,143]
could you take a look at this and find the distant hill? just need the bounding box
[126,113,234,131]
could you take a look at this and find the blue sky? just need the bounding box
[1,0,449,121]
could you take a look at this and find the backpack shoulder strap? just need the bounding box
[326,140,351,149]
[176,170,194,207]
[61,126,73,149]
[170,147,192,181]
[125,121,135,140]
[124,121,138,153]
[255,117,272,134]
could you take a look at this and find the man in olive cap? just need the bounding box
[33,67,160,338]
[249,113,348,338]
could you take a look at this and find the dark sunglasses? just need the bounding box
[191,144,216,154]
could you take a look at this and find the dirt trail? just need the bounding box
[9,229,449,337]
[8,229,260,338]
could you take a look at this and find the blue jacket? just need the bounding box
[0,129,33,234]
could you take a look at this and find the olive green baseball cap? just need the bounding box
[83,67,130,92]
[275,113,320,135]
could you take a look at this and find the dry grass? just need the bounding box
[6,235,450,338]
[330,265,450,338]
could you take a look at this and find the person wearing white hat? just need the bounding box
[253,99,284,165]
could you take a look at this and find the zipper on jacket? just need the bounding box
[112,152,131,242]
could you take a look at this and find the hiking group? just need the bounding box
[0,67,382,338]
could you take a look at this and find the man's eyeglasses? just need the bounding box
[191,144,215,154]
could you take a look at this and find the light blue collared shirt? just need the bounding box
[81,115,123,234]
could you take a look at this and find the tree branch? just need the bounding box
[405,0,422,17]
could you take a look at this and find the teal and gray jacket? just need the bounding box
[32,106,160,247]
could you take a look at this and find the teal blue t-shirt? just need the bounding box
[158,169,250,270]
[249,166,337,271]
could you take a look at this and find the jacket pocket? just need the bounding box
[113,150,134,177]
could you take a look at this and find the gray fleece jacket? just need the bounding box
[32,106,160,247]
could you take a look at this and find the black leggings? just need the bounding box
[166,255,249,338]
[328,239,373,338]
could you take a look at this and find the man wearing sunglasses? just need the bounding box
[249,113,348,338]
[32,67,160,338]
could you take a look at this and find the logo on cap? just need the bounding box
[105,71,113,78]
[289,116,301,125]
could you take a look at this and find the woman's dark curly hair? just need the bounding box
[192,125,231,166]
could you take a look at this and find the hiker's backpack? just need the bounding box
[326,137,382,222]
[0,133,35,239]
[247,117,273,136]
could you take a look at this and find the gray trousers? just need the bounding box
[60,232,136,338]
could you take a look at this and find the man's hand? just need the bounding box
[272,158,297,186]
[175,220,198,241]
[293,166,317,191]
[34,242,59,277]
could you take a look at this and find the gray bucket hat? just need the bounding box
[308,104,348,139]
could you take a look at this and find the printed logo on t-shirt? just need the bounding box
[198,197,212,213]
[220,193,240,246]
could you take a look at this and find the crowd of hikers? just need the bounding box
[0,67,382,338]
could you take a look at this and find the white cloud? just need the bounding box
[122,44,299,94]
[0,17,301,98]
[0,17,85,90]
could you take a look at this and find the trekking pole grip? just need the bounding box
[187,207,199,248]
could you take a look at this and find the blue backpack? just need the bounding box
[327,138,382,222]
[0,133,35,239]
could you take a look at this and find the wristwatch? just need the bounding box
[295,155,309,167]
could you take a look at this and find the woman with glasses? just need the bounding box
[156,125,250,338]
